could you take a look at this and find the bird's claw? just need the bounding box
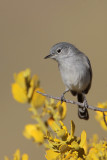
[83,99,88,109]
[60,94,65,104]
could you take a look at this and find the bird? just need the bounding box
[44,42,92,120]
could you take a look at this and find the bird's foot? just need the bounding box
[82,93,88,109]
[60,94,65,104]
[83,98,88,109]
[60,89,69,104]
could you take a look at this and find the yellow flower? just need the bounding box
[4,149,29,160]
[56,101,67,120]
[70,120,75,137]
[48,118,61,132]
[45,149,61,160]
[12,69,45,108]
[46,149,84,160]
[89,134,99,147]
[44,99,66,121]
[30,88,45,108]
[13,149,20,160]
[48,118,68,139]
[12,69,31,103]
[65,151,84,160]
[12,83,28,103]
[22,154,29,160]
[79,130,87,155]
[95,102,107,131]
[27,75,39,99]
[45,120,86,159]
[14,69,31,89]
[79,130,87,148]
[23,124,44,143]
[86,140,107,160]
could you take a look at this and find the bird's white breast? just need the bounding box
[58,56,90,93]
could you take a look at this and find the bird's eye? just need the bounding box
[57,49,61,53]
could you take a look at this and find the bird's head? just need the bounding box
[44,42,75,61]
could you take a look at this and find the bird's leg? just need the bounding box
[61,88,70,103]
[82,93,88,109]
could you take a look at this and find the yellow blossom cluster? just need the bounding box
[95,102,107,130]
[45,120,87,160]
[23,124,44,143]
[23,99,67,144]
[12,68,45,107]
[86,134,107,160]
[4,149,28,160]
[9,69,107,160]
[12,69,67,144]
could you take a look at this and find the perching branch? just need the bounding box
[37,91,107,126]
[37,91,107,112]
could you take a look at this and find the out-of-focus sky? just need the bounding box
[0,0,107,159]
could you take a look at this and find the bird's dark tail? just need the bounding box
[77,93,89,120]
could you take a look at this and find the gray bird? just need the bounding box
[44,42,92,120]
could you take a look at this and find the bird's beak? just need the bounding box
[44,54,52,59]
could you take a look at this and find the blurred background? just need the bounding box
[1,0,107,159]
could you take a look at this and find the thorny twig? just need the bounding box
[37,91,107,126]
